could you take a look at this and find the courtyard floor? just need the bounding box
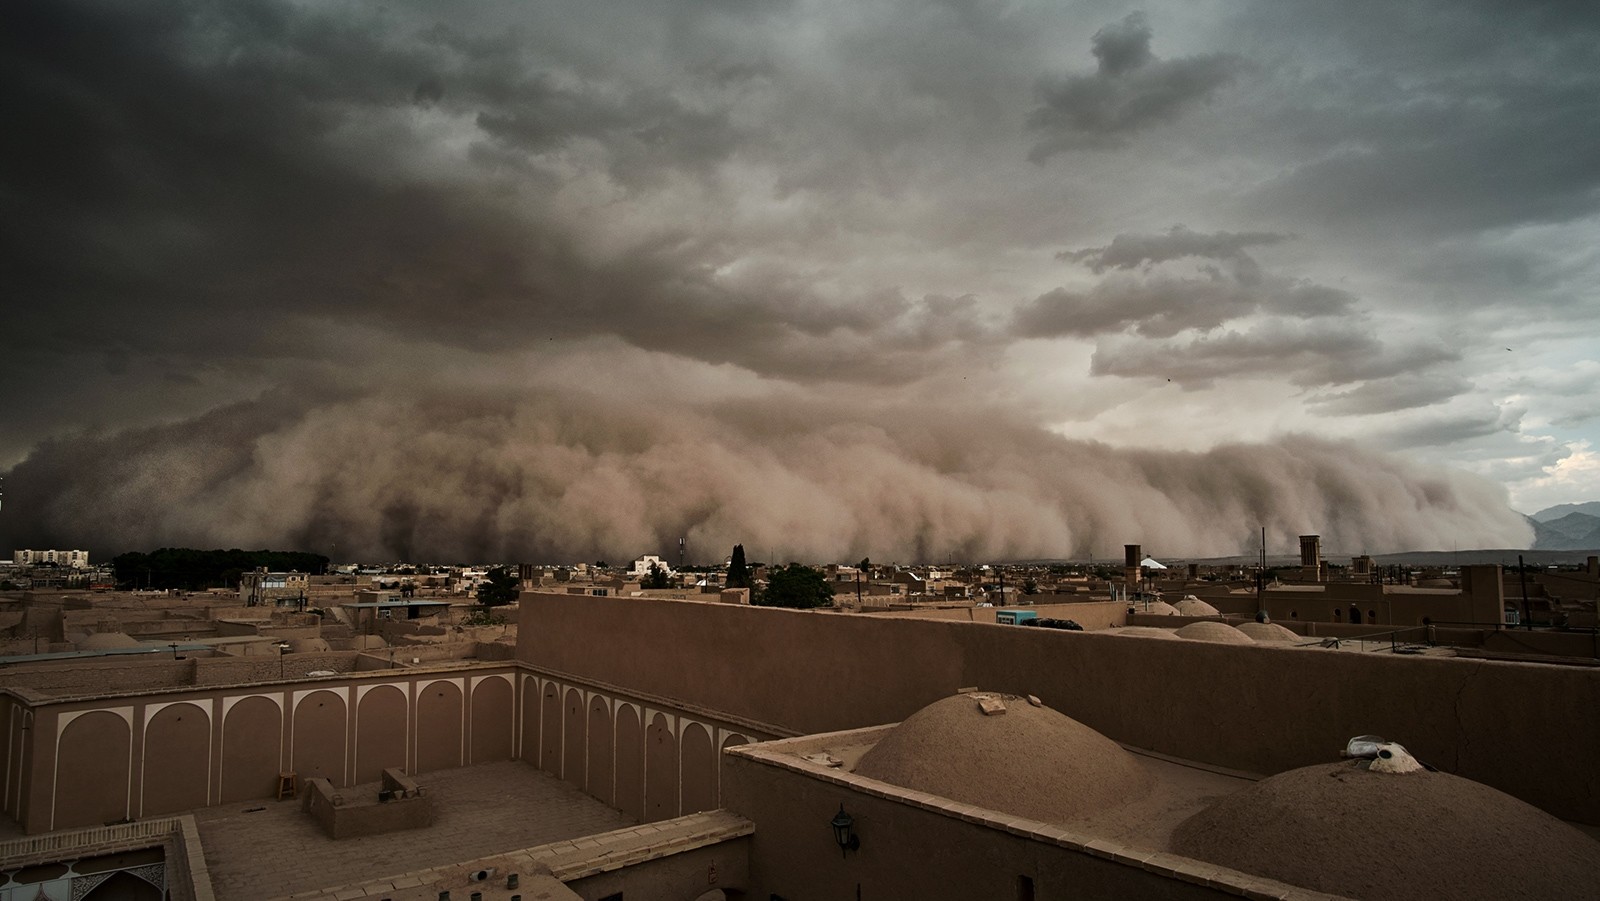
[190,760,633,900]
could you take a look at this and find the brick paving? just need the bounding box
[190,760,633,900]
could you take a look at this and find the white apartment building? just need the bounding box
[12,549,90,568]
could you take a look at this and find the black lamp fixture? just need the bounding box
[830,804,860,857]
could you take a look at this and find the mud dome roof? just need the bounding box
[1141,601,1180,615]
[1172,760,1600,900]
[1172,597,1220,616]
[853,692,1150,826]
[75,632,141,651]
[1235,622,1299,642]
[1174,622,1253,645]
[1105,626,1181,639]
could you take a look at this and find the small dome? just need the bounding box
[1172,760,1600,900]
[287,638,331,653]
[1235,622,1299,642]
[1173,597,1221,616]
[1174,622,1254,644]
[347,634,388,650]
[853,693,1150,826]
[1142,601,1180,616]
[1106,626,1181,639]
[76,632,141,651]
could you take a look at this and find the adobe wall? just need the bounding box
[721,748,1239,900]
[864,600,1129,630]
[192,651,359,686]
[0,658,199,695]
[516,667,785,824]
[301,773,433,839]
[517,592,1600,824]
[563,833,751,901]
[5,664,520,833]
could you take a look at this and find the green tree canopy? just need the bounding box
[726,544,751,589]
[641,561,672,589]
[477,566,520,608]
[112,548,329,590]
[757,563,835,609]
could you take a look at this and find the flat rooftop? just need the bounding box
[773,724,1257,854]
[190,760,633,900]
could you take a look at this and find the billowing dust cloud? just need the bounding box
[2,386,1532,563]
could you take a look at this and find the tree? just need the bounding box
[1021,578,1039,595]
[727,544,751,589]
[757,563,835,609]
[641,561,671,589]
[477,566,520,608]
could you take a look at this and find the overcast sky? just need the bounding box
[2,0,1596,561]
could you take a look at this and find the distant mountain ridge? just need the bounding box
[1528,501,1600,551]
[1531,501,1600,522]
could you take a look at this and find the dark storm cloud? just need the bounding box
[1060,226,1290,273]
[0,0,944,389]
[1089,321,1458,390]
[1027,13,1246,160]
[0,0,1562,550]
[1307,373,1474,417]
[1233,2,1600,235]
[1014,228,1352,340]
[1372,407,1521,451]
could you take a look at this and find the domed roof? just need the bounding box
[76,632,141,651]
[1142,601,1180,615]
[853,692,1150,826]
[1172,597,1221,616]
[287,638,331,653]
[1174,622,1253,644]
[1106,626,1181,639]
[347,634,388,650]
[1235,622,1299,642]
[1172,760,1600,900]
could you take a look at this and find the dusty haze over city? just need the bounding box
[3,0,1597,562]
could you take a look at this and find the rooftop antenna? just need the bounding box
[678,536,685,571]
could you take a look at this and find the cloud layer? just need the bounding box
[1,0,1595,557]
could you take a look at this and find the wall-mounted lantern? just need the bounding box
[830,804,860,857]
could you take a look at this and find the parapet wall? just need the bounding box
[517,592,1600,824]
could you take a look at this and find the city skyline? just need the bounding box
[3,1,1597,561]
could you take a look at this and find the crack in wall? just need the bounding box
[1451,662,1483,773]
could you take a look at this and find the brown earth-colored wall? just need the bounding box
[515,669,781,824]
[721,752,1234,900]
[302,776,433,839]
[866,600,1129,630]
[55,711,132,827]
[518,592,1600,824]
[141,702,209,816]
[0,660,197,696]
[193,653,358,686]
[0,652,367,697]
[7,666,521,833]
[354,686,408,784]
[564,834,751,901]
[470,676,514,764]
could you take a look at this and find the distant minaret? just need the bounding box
[678,537,685,570]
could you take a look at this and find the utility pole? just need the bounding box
[1518,554,1531,630]
[1257,526,1266,619]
